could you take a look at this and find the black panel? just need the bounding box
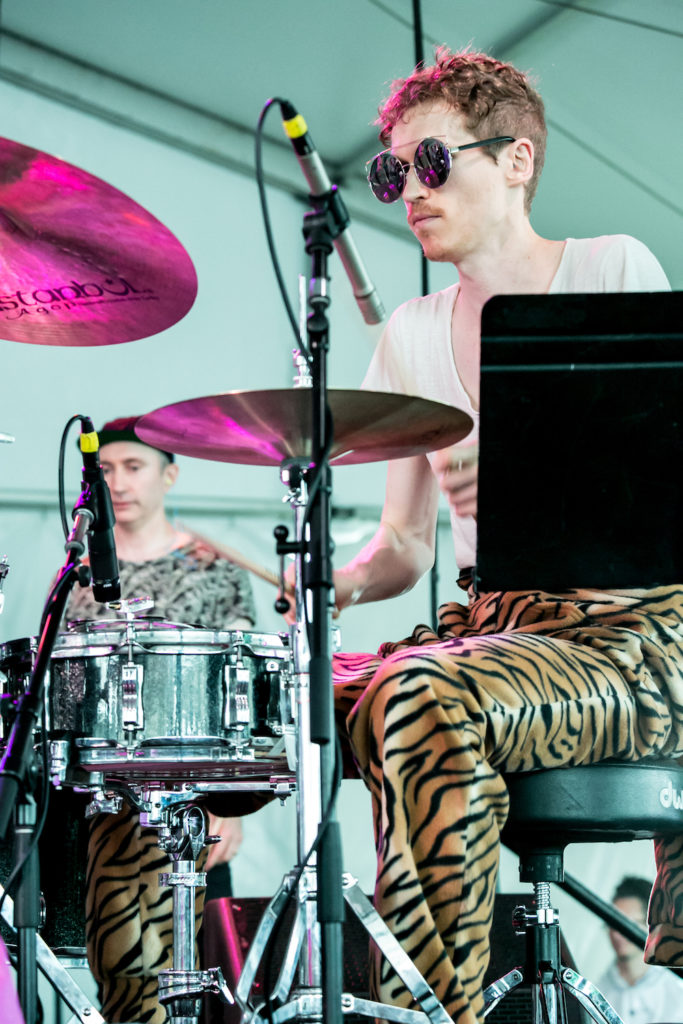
[475,292,682,591]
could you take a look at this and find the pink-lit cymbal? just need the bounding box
[136,389,473,466]
[0,138,197,346]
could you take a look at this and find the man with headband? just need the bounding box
[66,415,256,1023]
[325,48,683,1024]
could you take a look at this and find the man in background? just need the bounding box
[67,416,256,1023]
[598,876,683,1023]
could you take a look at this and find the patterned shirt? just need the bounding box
[65,537,256,630]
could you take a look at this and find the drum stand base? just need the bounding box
[153,800,235,1024]
[234,870,454,1024]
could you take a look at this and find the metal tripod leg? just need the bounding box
[484,967,623,1024]
[1,883,105,1024]
[343,875,453,1024]
[233,871,454,1024]
[483,884,624,1024]
[234,872,308,1014]
[561,969,623,1024]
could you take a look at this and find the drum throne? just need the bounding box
[484,759,683,1024]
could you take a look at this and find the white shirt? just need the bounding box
[598,962,683,1023]
[362,235,670,569]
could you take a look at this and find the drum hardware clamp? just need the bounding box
[154,803,236,1020]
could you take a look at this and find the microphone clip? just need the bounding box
[303,185,350,250]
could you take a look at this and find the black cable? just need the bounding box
[262,416,337,1019]
[412,0,425,66]
[256,99,342,1022]
[368,0,434,37]
[296,407,335,653]
[255,98,310,360]
[369,0,682,46]
[58,414,87,539]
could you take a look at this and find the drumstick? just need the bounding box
[179,523,293,593]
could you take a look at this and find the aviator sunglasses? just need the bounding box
[366,135,516,204]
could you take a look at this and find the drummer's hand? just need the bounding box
[205,814,243,870]
[432,443,478,519]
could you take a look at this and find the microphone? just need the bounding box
[280,100,385,325]
[78,418,121,603]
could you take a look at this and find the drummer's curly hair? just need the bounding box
[376,48,546,213]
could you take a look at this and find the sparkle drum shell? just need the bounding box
[0,621,294,783]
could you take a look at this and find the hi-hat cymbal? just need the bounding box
[136,389,473,466]
[0,138,197,346]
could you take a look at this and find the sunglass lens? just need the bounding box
[368,152,405,203]
[414,138,451,189]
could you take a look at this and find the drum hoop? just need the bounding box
[24,625,290,659]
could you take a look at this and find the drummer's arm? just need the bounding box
[334,453,439,611]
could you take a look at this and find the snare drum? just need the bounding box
[0,621,294,784]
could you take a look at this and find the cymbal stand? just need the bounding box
[233,459,454,1024]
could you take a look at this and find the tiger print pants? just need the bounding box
[333,581,683,1024]
[87,582,683,1024]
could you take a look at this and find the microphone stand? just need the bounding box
[0,494,93,1024]
[243,194,455,1024]
[300,195,343,1024]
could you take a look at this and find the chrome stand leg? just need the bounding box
[155,803,234,1024]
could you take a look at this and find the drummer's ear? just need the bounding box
[163,462,179,491]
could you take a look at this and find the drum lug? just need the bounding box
[224,658,251,731]
[122,662,144,731]
[49,739,71,787]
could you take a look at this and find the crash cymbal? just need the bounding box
[136,389,473,465]
[0,138,197,346]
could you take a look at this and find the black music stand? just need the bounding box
[475,291,682,593]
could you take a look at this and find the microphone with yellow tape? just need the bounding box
[280,100,385,325]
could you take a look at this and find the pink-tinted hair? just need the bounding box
[377,48,547,212]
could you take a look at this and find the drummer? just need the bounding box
[66,415,255,1024]
[319,46,682,1024]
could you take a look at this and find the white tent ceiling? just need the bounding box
[1,0,681,282]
